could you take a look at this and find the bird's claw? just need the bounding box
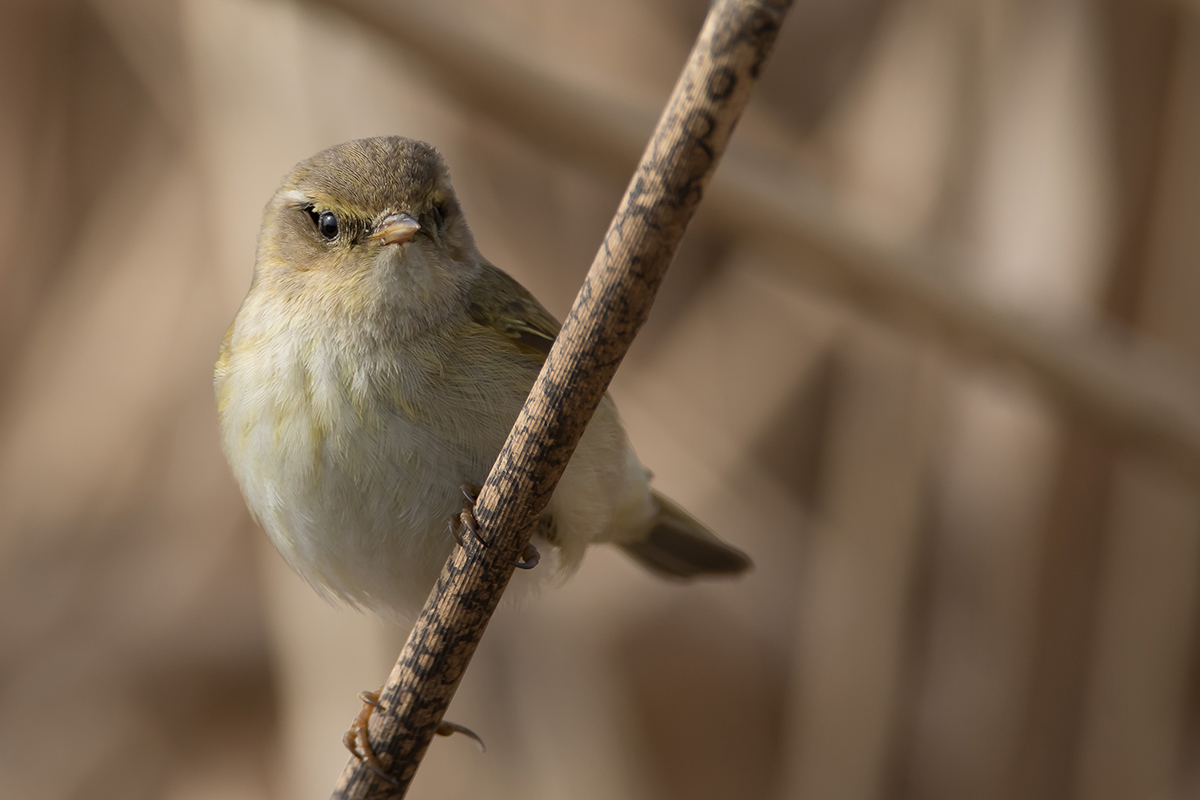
[461,505,481,539]
[510,543,540,570]
[448,514,465,547]
[436,719,487,752]
[447,483,490,547]
[343,690,398,786]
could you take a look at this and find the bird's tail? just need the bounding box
[618,491,752,579]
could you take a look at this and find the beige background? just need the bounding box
[3,1,1200,799]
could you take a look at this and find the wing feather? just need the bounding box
[467,262,560,362]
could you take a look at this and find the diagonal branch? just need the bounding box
[322,0,1200,484]
[328,1,795,797]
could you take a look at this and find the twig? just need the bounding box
[328,1,794,797]
[320,0,1200,483]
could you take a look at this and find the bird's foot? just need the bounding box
[510,543,541,570]
[436,719,487,752]
[343,690,398,786]
[448,483,490,548]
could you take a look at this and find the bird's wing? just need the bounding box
[467,262,561,363]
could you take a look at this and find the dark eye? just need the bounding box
[430,203,445,229]
[317,211,339,240]
[303,205,339,240]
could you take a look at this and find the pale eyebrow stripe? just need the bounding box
[281,189,310,206]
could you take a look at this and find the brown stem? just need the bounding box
[328,1,794,797]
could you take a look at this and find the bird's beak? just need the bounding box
[372,212,421,245]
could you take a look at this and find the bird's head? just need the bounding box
[253,136,479,330]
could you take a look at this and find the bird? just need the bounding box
[214,135,751,774]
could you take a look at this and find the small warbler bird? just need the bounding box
[215,136,750,622]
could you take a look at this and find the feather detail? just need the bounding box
[618,492,753,578]
[467,262,560,361]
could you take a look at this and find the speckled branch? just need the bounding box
[329,1,793,796]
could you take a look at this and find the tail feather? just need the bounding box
[618,492,752,579]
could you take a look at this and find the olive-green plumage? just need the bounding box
[215,136,749,620]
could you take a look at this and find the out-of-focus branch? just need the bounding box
[315,0,656,179]
[317,0,1200,482]
[328,1,794,797]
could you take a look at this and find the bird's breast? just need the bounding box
[215,315,534,611]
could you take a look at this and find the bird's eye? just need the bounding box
[317,211,339,240]
[302,205,340,240]
[430,203,445,229]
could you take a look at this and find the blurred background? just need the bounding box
[3,0,1200,798]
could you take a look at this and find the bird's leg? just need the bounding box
[455,483,490,547]
[344,690,485,780]
[510,543,540,570]
[459,503,486,546]
[343,689,398,786]
[435,720,487,752]
[450,485,538,569]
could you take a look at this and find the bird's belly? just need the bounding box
[223,382,491,617]
[217,333,654,618]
